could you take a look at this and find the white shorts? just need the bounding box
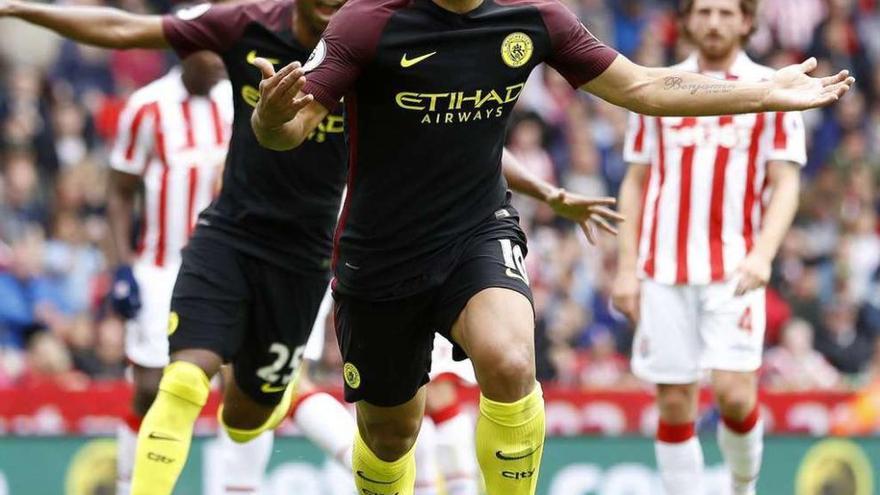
[631,277,765,384]
[429,334,476,385]
[124,262,179,368]
[303,285,332,362]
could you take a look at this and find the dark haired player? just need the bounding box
[1,2,626,494]
[250,0,853,493]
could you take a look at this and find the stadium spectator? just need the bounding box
[762,318,842,391]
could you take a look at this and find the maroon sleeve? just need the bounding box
[302,0,402,111]
[538,0,619,88]
[161,2,252,59]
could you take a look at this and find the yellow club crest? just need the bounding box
[167,311,179,336]
[501,32,533,68]
[343,362,361,389]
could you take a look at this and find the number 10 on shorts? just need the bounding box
[500,239,529,285]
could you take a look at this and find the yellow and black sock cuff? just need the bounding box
[218,408,267,443]
[158,361,210,407]
[479,383,544,427]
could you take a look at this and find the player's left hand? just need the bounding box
[766,58,855,111]
[734,252,771,296]
[546,189,624,244]
[252,58,313,129]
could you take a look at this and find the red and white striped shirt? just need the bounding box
[110,68,232,268]
[623,53,807,286]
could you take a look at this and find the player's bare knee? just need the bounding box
[362,417,421,461]
[656,384,698,423]
[715,387,756,421]
[477,347,535,402]
[712,371,756,420]
[170,349,222,378]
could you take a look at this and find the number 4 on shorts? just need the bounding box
[738,307,753,334]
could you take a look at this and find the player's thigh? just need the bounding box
[334,290,435,408]
[231,263,326,407]
[699,280,765,374]
[169,235,250,375]
[125,263,178,369]
[631,280,701,384]
[439,233,535,400]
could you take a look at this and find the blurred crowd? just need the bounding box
[0,0,879,398]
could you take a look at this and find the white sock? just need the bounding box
[718,419,763,495]
[415,417,441,495]
[218,428,274,493]
[116,419,138,495]
[656,436,704,495]
[434,412,480,495]
[292,392,355,469]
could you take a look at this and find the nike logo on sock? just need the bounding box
[495,445,541,461]
[356,471,403,485]
[147,431,179,442]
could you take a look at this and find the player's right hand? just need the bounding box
[252,58,314,130]
[110,264,141,319]
[611,271,640,325]
[0,0,13,16]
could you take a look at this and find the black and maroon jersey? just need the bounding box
[162,0,347,274]
[302,0,618,299]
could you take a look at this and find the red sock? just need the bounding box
[722,406,760,434]
[657,420,695,443]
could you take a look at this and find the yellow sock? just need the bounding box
[218,375,298,443]
[130,361,210,495]
[352,429,416,495]
[475,383,545,495]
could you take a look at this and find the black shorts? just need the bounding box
[334,217,533,407]
[169,231,328,406]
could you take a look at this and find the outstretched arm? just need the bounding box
[0,0,167,49]
[502,148,623,244]
[583,56,853,116]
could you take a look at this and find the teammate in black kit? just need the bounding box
[251,0,854,493]
[0,0,352,493]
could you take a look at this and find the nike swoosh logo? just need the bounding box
[148,432,179,442]
[400,51,437,68]
[246,50,280,66]
[261,383,287,393]
[356,470,403,485]
[495,445,541,461]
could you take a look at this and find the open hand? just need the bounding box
[547,189,624,244]
[766,58,855,111]
[252,58,313,130]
